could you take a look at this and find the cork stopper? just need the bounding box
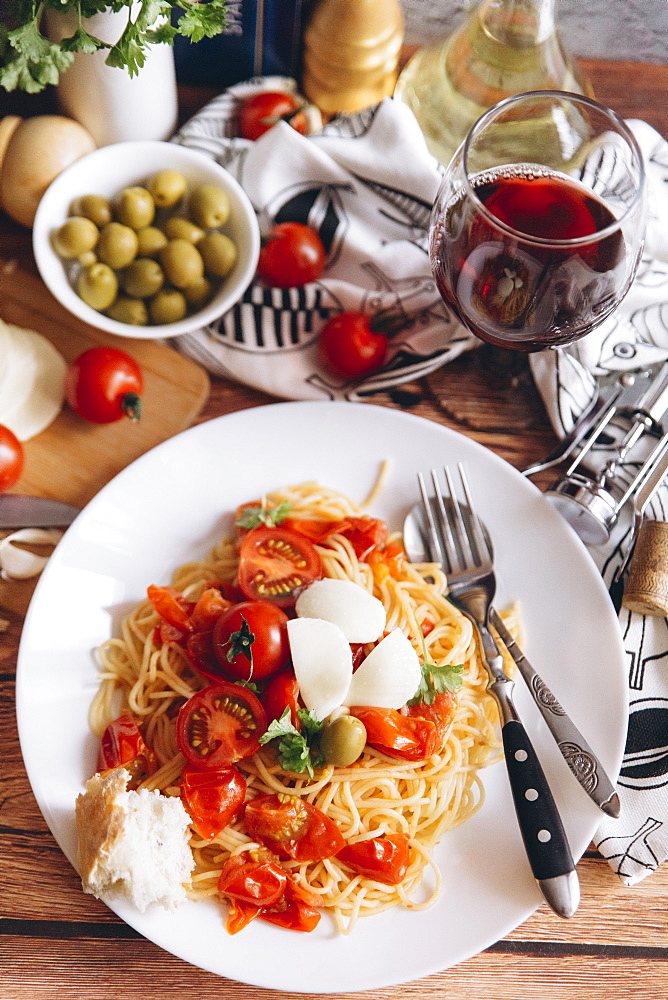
[623,520,668,617]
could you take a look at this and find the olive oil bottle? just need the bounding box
[395,0,592,164]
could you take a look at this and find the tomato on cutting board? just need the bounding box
[65,345,143,423]
[0,424,24,491]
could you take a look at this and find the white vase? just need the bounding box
[46,8,178,147]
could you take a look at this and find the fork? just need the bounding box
[418,464,580,919]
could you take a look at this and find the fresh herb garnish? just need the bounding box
[0,0,229,94]
[259,707,325,778]
[235,500,292,531]
[408,660,463,706]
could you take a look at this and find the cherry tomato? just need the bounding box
[406,691,458,752]
[238,525,322,608]
[147,584,193,633]
[226,899,261,935]
[65,346,143,423]
[180,764,247,840]
[337,833,411,885]
[189,587,233,632]
[319,312,387,378]
[97,713,158,784]
[349,705,439,762]
[239,91,307,141]
[261,668,300,727]
[212,600,291,682]
[244,793,345,861]
[218,853,288,906]
[257,222,326,288]
[0,424,24,492]
[176,681,268,769]
[259,882,321,932]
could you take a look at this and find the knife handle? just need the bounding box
[502,718,575,883]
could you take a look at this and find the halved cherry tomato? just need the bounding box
[407,691,458,752]
[244,793,345,861]
[261,668,300,727]
[218,853,287,907]
[337,833,411,885]
[239,91,307,141]
[259,881,321,932]
[319,311,387,379]
[97,713,158,783]
[257,222,326,288]
[284,515,387,560]
[238,525,322,608]
[176,682,267,769]
[349,706,439,762]
[0,424,24,492]
[226,898,261,935]
[65,346,143,423]
[212,600,290,682]
[147,584,193,633]
[189,587,232,632]
[180,764,246,840]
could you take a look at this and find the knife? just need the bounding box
[0,495,80,528]
[491,609,621,818]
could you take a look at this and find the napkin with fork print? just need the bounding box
[173,82,668,886]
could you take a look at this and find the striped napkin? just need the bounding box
[173,83,668,885]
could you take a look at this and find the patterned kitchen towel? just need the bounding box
[174,84,668,886]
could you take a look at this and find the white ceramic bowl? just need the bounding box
[33,140,260,339]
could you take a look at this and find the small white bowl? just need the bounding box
[33,140,260,339]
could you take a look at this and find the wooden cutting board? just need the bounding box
[0,260,210,615]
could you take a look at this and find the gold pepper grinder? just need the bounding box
[301,0,404,117]
[623,520,668,617]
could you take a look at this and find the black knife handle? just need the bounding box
[502,719,575,882]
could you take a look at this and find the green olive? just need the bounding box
[77,262,118,311]
[107,296,149,325]
[149,288,188,325]
[160,238,204,289]
[53,216,99,258]
[183,275,213,309]
[163,216,204,244]
[320,715,367,767]
[146,169,187,208]
[70,194,112,228]
[77,250,97,268]
[189,183,230,229]
[199,232,237,278]
[116,185,155,229]
[136,225,168,257]
[97,222,139,269]
[121,257,164,298]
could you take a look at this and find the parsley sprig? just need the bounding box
[235,500,292,531]
[259,707,325,779]
[0,0,228,94]
[409,659,463,706]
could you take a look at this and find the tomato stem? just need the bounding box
[122,392,142,422]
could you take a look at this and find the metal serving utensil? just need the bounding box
[412,465,579,919]
[0,495,80,529]
[404,485,620,820]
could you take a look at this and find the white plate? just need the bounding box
[16,401,627,993]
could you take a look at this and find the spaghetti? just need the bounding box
[88,480,511,933]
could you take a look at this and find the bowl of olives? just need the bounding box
[32,140,260,338]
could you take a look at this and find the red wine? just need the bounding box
[430,166,627,351]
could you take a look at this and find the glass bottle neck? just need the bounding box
[479,0,557,47]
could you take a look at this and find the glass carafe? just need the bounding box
[395,0,593,164]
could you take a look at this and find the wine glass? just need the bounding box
[429,91,647,352]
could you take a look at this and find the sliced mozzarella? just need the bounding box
[343,628,421,709]
[295,578,386,643]
[287,617,353,722]
[0,320,67,441]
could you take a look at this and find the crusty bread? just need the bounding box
[75,767,194,912]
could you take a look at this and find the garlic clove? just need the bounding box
[0,528,63,580]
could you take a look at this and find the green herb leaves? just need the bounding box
[0,0,228,93]
[235,500,292,531]
[259,707,325,779]
[409,660,463,706]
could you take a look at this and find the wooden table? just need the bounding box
[2,58,668,1000]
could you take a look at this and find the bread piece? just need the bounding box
[75,767,194,912]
